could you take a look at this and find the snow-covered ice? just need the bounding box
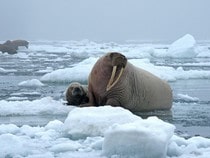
[0,97,72,116]
[103,117,175,158]
[41,56,210,83]
[176,93,199,102]
[1,34,210,158]
[0,106,210,158]
[64,106,141,139]
[41,57,97,83]
[167,34,197,58]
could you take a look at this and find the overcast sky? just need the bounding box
[0,0,210,42]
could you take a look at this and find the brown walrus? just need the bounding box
[0,39,29,54]
[81,52,173,112]
[0,44,17,54]
[10,40,29,49]
[66,82,89,105]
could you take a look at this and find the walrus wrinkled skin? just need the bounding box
[81,52,173,112]
[66,82,89,105]
[0,40,29,54]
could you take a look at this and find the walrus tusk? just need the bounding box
[106,66,117,91]
[106,67,124,91]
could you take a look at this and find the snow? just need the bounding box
[0,97,72,116]
[151,34,210,58]
[0,106,210,158]
[102,117,175,158]
[64,106,141,139]
[41,57,97,83]
[0,133,31,157]
[168,135,210,158]
[0,124,20,134]
[50,141,82,153]
[167,34,197,58]
[195,46,210,57]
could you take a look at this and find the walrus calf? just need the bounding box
[81,52,173,112]
[66,82,89,105]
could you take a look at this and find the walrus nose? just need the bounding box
[74,87,80,92]
[72,87,82,96]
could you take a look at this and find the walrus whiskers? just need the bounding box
[106,67,124,91]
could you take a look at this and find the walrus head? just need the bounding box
[66,82,88,105]
[106,52,127,91]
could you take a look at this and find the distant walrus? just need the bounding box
[0,39,29,54]
[66,82,89,105]
[10,40,29,49]
[0,44,17,54]
[81,52,173,112]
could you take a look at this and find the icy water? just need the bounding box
[0,40,210,138]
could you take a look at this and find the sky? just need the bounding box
[0,0,210,42]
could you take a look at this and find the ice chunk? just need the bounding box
[167,34,198,58]
[18,79,44,87]
[0,97,72,116]
[64,106,141,139]
[102,117,175,158]
[20,125,45,138]
[50,141,82,153]
[40,57,97,83]
[83,136,104,150]
[45,120,64,132]
[0,124,20,134]
[176,93,199,102]
[0,133,31,157]
[167,135,210,157]
[196,46,210,57]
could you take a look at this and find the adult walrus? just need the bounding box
[81,52,173,112]
[66,82,89,105]
[10,40,29,49]
[0,39,29,54]
[0,44,17,54]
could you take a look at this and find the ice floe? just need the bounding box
[0,106,210,158]
[167,34,197,58]
[18,79,45,87]
[40,57,210,83]
[0,97,72,116]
